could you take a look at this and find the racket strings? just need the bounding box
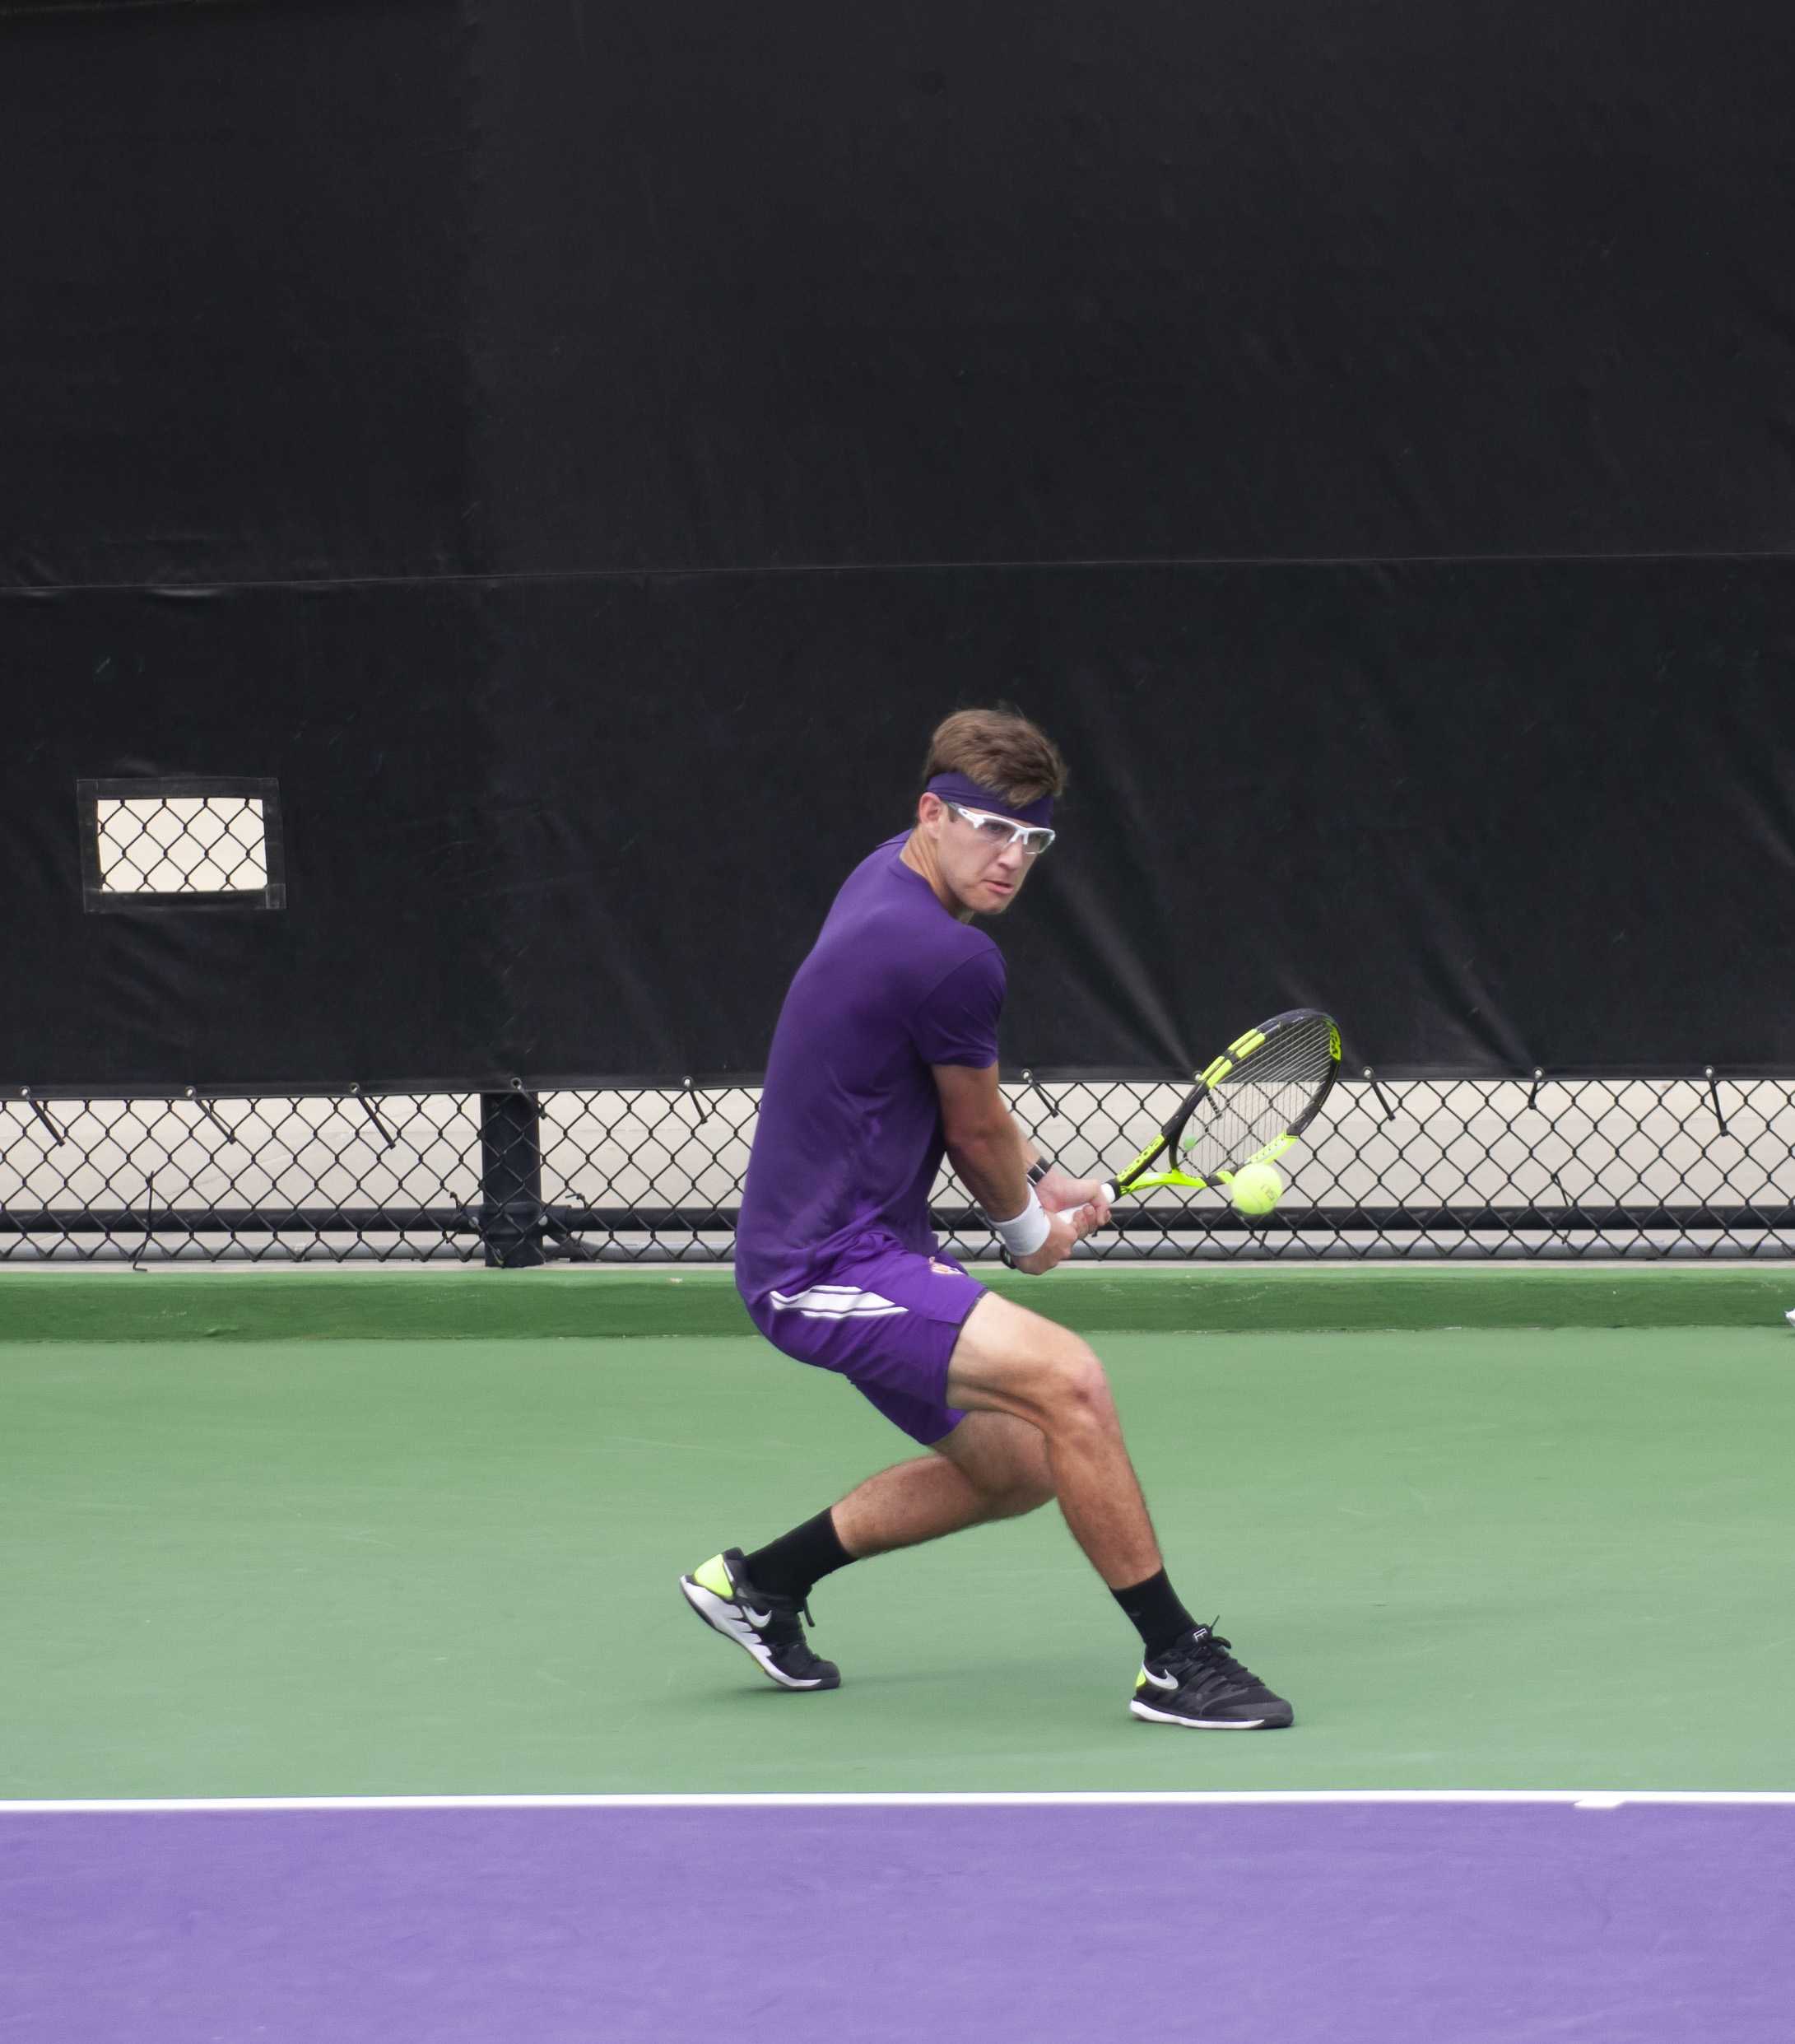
[1180,1019,1337,1178]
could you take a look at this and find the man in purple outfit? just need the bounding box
[680,707,1291,1729]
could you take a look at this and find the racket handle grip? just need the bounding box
[1099,1182,1117,1205]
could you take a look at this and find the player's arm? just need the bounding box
[932,1064,1108,1273]
[932,1061,1031,1221]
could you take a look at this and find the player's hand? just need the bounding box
[1035,1167,1113,1230]
[1011,1199,1104,1275]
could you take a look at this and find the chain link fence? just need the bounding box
[77,779,287,915]
[4,1073,1794,1263]
[20,790,1791,1261]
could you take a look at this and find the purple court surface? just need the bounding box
[2,1798,1789,2043]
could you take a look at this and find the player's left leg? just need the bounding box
[678,1417,1051,1692]
[831,1411,1055,1556]
[682,1243,1048,1691]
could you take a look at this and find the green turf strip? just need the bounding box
[1,1259,1792,1342]
[2,1327,1792,1799]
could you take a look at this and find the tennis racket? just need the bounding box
[1100,1008,1341,1204]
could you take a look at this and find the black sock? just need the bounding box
[742,1509,854,1602]
[1113,1569,1197,1660]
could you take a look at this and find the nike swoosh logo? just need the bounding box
[1142,1666,1179,1690]
[744,1606,773,1627]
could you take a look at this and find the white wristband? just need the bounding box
[986,1186,1051,1258]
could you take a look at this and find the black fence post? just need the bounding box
[479,1087,544,1268]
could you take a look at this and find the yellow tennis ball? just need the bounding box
[1229,1162,1285,1217]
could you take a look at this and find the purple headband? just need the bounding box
[925,771,1055,828]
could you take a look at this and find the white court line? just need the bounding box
[1,1790,1792,1814]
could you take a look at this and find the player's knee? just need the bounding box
[1034,1339,1112,1434]
[958,1428,1055,1517]
[1003,1469,1058,1516]
[989,1441,1056,1516]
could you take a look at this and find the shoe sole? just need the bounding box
[677,1574,839,1691]
[1130,1699,1293,1730]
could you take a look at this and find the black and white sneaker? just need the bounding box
[678,1548,841,1691]
[1130,1621,1293,1729]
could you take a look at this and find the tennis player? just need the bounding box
[681,707,1291,1729]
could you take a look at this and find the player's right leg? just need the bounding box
[944,1292,1293,1730]
[943,1291,1160,1585]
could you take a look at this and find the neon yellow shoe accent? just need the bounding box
[692,1554,734,1599]
[1134,1669,1150,1693]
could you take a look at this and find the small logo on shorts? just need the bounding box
[929,1259,956,1276]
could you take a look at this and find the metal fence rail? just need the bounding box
[4,1076,1794,1263]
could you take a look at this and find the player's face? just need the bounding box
[932,799,1047,916]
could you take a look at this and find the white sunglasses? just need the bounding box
[942,799,1057,857]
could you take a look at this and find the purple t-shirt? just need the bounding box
[734,833,1006,1302]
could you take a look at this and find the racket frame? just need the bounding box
[1102,1009,1342,1201]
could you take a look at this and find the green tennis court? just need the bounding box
[5,1264,1791,1800]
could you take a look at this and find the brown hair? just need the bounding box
[920,704,1068,807]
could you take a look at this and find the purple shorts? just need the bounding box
[743,1239,988,1446]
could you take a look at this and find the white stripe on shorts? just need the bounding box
[769,1284,907,1320]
